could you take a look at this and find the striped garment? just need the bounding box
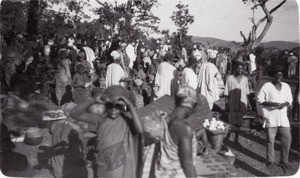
[133,90,144,109]
[142,144,156,178]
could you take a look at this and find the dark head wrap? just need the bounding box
[101,86,131,104]
[187,57,198,68]
[163,53,174,62]
[269,65,285,76]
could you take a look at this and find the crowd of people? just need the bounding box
[0,31,298,177]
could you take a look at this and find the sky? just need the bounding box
[83,0,299,42]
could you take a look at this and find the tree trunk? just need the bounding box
[125,0,133,41]
[251,2,273,49]
[26,0,39,36]
[246,0,286,50]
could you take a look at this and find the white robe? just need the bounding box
[105,63,125,88]
[125,44,136,68]
[207,49,218,59]
[249,53,257,73]
[193,49,202,61]
[181,67,197,90]
[197,62,220,110]
[181,47,188,63]
[83,46,96,70]
[154,62,177,99]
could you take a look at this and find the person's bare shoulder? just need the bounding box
[171,120,194,138]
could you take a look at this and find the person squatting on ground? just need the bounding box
[70,85,143,178]
[257,65,293,172]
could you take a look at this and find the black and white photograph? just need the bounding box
[0,0,299,177]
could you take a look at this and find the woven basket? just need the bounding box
[24,127,43,146]
[206,128,228,152]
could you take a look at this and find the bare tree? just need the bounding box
[240,0,287,51]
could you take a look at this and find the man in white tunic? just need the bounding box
[257,65,293,171]
[181,57,198,90]
[224,62,250,126]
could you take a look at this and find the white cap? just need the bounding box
[121,43,127,48]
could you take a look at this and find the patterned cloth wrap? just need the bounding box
[141,110,167,146]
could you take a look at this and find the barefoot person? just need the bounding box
[151,85,198,177]
[224,62,250,127]
[257,65,293,171]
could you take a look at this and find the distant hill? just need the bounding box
[261,41,299,50]
[159,35,299,52]
[191,36,299,51]
[191,36,243,52]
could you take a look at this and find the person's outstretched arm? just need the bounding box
[178,124,197,177]
[70,96,105,124]
[119,96,143,134]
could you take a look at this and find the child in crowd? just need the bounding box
[137,64,146,81]
[131,79,144,109]
[98,67,106,89]
[70,86,143,178]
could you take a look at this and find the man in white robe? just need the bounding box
[83,46,96,71]
[197,62,220,110]
[125,42,136,69]
[181,46,188,63]
[154,53,177,99]
[249,53,257,74]
[106,51,126,88]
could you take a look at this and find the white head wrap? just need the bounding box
[111,50,121,60]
